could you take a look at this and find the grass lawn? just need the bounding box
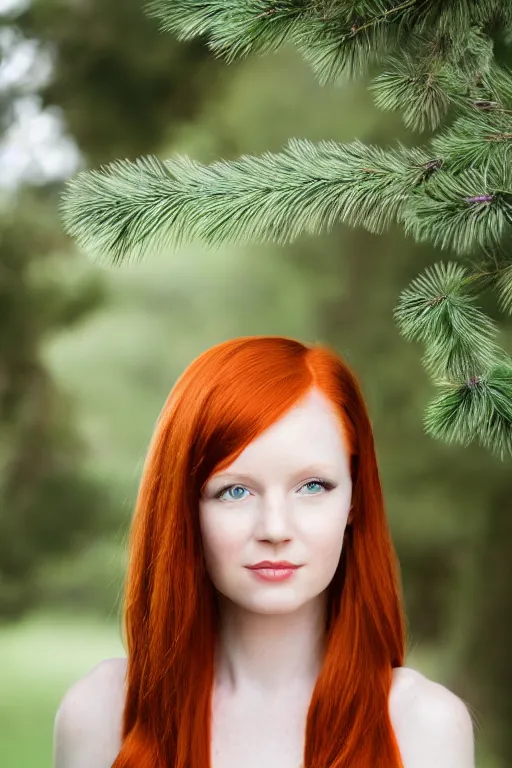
[0,610,125,768]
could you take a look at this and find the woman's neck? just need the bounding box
[213,592,327,697]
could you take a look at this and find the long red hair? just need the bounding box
[112,335,407,768]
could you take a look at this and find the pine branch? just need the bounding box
[404,165,512,253]
[60,0,512,456]
[393,252,512,458]
[370,53,457,132]
[394,260,512,459]
[393,261,505,380]
[145,0,305,62]
[424,363,512,460]
[430,110,512,173]
[61,127,512,262]
[496,263,512,313]
[60,140,434,264]
[146,0,399,82]
[145,0,512,83]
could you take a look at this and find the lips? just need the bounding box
[246,561,300,570]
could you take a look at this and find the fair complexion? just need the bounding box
[52,390,475,768]
[196,385,476,768]
[198,386,353,700]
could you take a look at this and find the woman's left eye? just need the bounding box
[300,480,335,494]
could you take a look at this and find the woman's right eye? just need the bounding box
[216,485,248,502]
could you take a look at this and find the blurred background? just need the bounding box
[0,0,510,766]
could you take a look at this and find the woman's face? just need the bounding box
[198,387,353,615]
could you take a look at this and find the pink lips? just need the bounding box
[246,561,300,569]
[246,561,302,582]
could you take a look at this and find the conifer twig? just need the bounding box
[61,0,512,456]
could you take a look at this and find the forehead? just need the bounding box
[211,389,350,478]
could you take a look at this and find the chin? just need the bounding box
[248,604,302,615]
[242,593,308,614]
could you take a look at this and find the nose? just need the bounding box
[254,495,292,543]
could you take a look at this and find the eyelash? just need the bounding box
[213,479,336,501]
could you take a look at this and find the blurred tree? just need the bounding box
[0,0,229,619]
[14,0,226,165]
[0,185,113,619]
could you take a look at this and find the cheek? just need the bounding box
[300,504,349,562]
[199,509,248,573]
[309,524,346,562]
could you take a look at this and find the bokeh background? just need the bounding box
[0,1,511,766]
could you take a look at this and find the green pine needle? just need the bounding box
[425,363,512,459]
[371,54,456,132]
[430,112,512,175]
[404,166,512,253]
[496,263,512,314]
[144,0,512,84]
[294,12,394,85]
[60,139,432,265]
[59,0,512,458]
[394,261,503,379]
[145,0,312,62]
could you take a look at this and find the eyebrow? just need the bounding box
[208,465,340,485]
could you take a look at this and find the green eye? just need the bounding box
[303,481,322,492]
[300,480,335,494]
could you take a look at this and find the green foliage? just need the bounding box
[394,261,512,458]
[394,262,504,378]
[424,362,512,455]
[61,0,512,458]
[60,140,431,260]
[15,0,225,165]
[145,0,512,83]
[59,134,512,260]
[0,0,227,621]
[0,188,117,619]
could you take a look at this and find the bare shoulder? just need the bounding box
[53,657,127,768]
[389,666,475,768]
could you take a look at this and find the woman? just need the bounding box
[53,335,475,768]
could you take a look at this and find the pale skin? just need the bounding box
[53,387,475,768]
